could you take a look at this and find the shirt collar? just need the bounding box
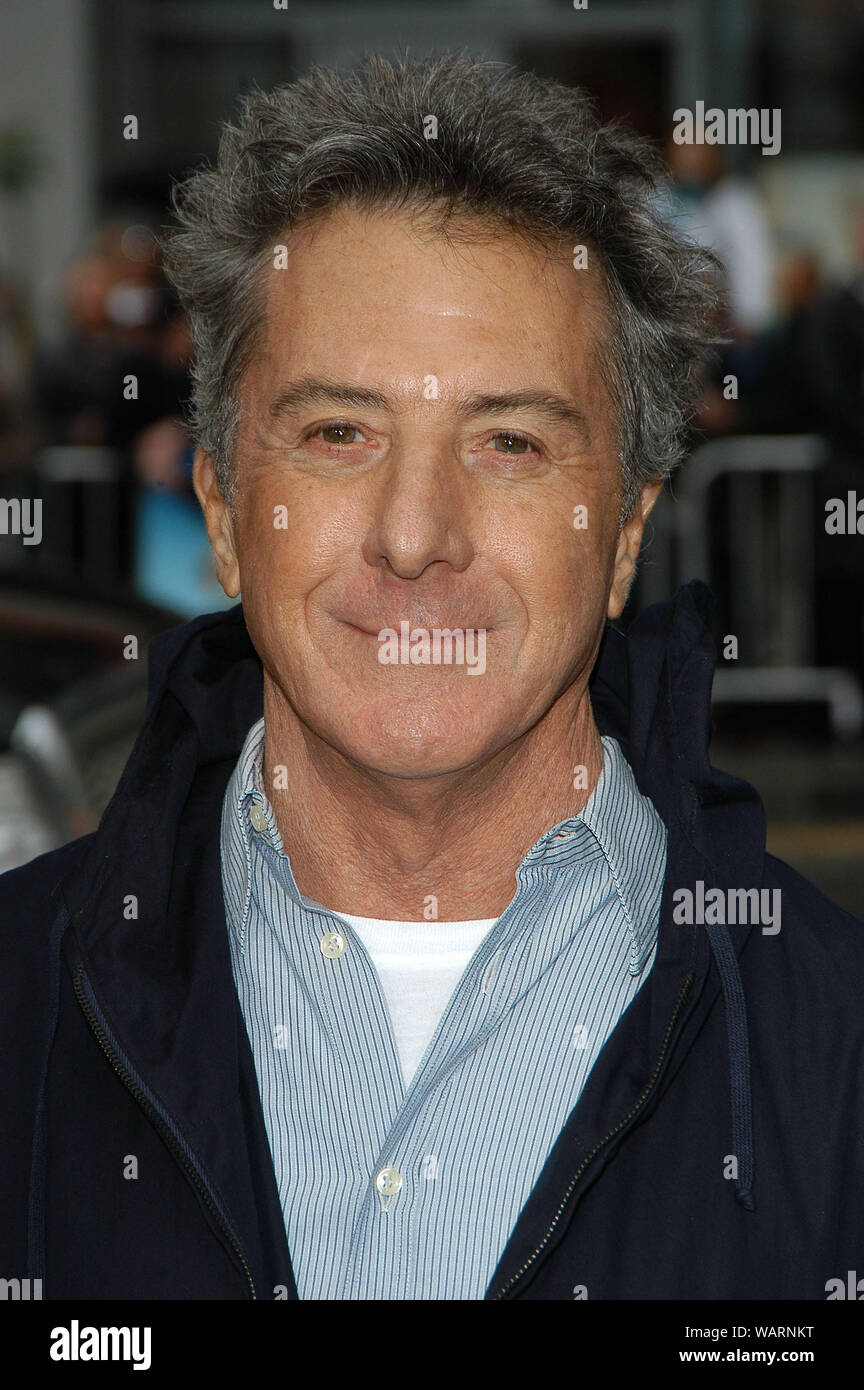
[222,720,664,974]
[221,716,285,952]
[579,736,666,975]
[233,714,281,843]
[519,736,665,973]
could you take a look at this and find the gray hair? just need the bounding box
[162,53,721,522]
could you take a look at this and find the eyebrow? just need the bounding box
[455,389,589,438]
[267,376,589,439]
[268,378,390,421]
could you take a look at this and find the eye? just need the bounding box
[316,422,365,445]
[487,431,538,455]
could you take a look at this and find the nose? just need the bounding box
[362,440,475,580]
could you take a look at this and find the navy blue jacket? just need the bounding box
[2,581,863,1300]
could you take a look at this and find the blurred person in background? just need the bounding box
[29,221,200,598]
[660,136,776,446]
[803,197,864,456]
[696,244,825,439]
[713,203,864,680]
[661,137,775,343]
[670,167,864,680]
[32,221,194,479]
[737,245,825,435]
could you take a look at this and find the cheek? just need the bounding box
[507,516,614,639]
[235,483,339,597]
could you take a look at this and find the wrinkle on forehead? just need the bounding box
[248,203,609,423]
[274,201,594,306]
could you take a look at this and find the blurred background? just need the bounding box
[0,0,862,911]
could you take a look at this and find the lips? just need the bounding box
[337,615,494,634]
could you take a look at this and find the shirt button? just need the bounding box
[249,803,268,833]
[320,930,347,959]
[374,1165,402,1197]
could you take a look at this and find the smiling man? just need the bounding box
[197,203,645,922]
[2,56,864,1303]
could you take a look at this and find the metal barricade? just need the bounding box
[0,446,131,589]
[671,435,863,740]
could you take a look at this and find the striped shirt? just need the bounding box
[221,718,667,1300]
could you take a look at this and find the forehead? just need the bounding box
[247,204,608,401]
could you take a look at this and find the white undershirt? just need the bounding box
[337,914,498,1088]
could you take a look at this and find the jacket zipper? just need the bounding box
[491,971,695,1299]
[72,965,257,1300]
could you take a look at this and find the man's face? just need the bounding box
[197,205,658,777]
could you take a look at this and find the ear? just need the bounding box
[607,479,664,621]
[193,448,241,598]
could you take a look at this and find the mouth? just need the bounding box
[331,613,493,680]
[336,616,495,636]
[339,622,496,653]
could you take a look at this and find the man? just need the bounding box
[2,56,863,1301]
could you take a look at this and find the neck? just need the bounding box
[262,679,605,921]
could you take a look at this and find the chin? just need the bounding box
[326,695,508,778]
